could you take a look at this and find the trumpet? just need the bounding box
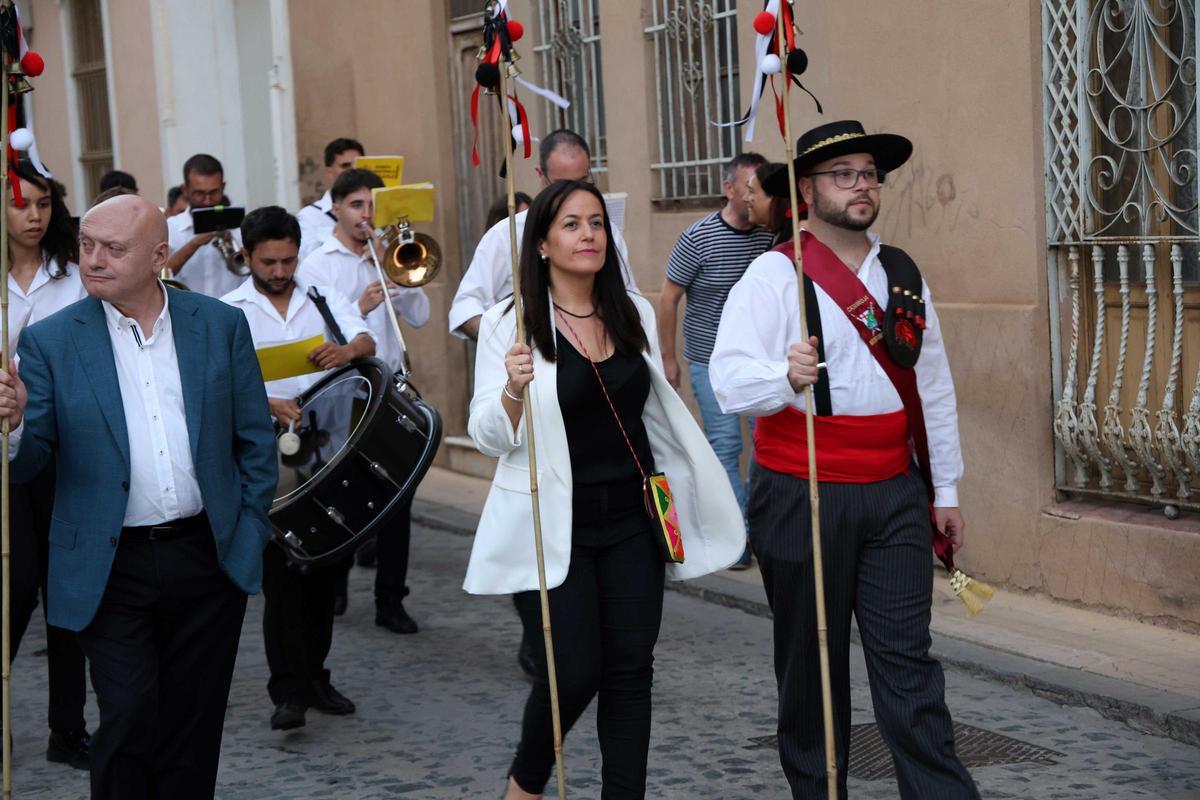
[371,219,441,288]
[212,231,248,276]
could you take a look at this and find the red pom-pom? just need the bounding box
[20,51,44,78]
[507,19,524,42]
[753,11,776,36]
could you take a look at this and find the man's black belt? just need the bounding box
[121,511,208,541]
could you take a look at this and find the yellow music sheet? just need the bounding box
[355,156,405,187]
[372,183,436,227]
[255,334,324,382]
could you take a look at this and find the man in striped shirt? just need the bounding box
[658,152,774,568]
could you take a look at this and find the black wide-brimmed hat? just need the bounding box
[763,119,912,198]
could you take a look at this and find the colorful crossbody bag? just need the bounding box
[556,311,685,563]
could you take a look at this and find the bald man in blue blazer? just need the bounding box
[0,194,277,800]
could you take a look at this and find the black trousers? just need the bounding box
[510,494,665,800]
[748,464,979,800]
[77,523,247,800]
[262,542,338,704]
[7,463,88,733]
[333,497,413,604]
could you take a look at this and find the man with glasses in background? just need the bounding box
[166,154,244,298]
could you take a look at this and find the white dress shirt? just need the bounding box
[104,287,205,525]
[296,234,429,373]
[296,191,335,262]
[220,276,373,400]
[447,208,640,338]
[6,258,87,352]
[167,210,245,299]
[708,232,964,507]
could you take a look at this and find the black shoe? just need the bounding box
[270,701,307,730]
[309,681,355,715]
[355,536,377,567]
[375,600,418,634]
[517,632,539,678]
[333,587,348,616]
[46,728,90,770]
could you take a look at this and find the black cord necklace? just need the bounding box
[553,302,595,319]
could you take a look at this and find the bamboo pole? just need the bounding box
[497,63,567,800]
[1,13,12,796]
[776,6,837,798]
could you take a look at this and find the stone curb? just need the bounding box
[412,498,1200,749]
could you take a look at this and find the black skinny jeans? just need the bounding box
[510,497,665,799]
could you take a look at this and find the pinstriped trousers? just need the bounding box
[747,464,979,800]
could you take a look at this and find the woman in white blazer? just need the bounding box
[467,180,744,800]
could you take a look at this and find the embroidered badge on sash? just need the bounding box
[846,295,885,345]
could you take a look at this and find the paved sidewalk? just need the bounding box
[414,467,1200,748]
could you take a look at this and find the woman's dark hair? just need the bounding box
[9,160,76,278]
[756,161,793,246]
[514,180,647,361]
[484,191,532,232]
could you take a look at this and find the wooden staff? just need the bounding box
[497,60,568,800]
[1,10,12,794]
[776,6,836,798]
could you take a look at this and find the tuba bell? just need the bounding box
[375,219,440,287]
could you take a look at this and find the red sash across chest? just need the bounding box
[754,407,911,483]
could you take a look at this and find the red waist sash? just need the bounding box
[754,407,911,483]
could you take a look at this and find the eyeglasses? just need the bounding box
[807,168,886,189]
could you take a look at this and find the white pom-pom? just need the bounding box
[10,128,34,151]
[511,124,525,142]
[760,54,782,75]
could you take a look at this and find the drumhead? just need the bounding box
[274,360,385,505]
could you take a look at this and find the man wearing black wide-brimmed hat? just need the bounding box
[710,120,980,800]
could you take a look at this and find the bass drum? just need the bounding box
[269,357,442,568]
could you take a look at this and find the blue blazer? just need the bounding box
[12,289,278,632]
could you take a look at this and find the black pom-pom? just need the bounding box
[475,62,500,90]
[786,48,808,76]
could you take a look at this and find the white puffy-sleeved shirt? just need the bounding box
[708,232,964,507]
[167,209,245,299]
[295,234,429,374]
[7,258,88,352]
[295,191,335,262]
[448,208,639,337]
[219,277,373,401]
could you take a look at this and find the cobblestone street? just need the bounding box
[5,522,1199,799]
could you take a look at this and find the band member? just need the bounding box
[449,129,638,341]
[297,167,429,631]
[165,185,187,218]
[0,194,277,800]
[166,153,244,298]
[709,120,979,800]
[98,170,138,195]
[296,137,365,262]
[221,206,374,731]
[3,159,91,769]
[658,152,773,570]
[468,180,744,799]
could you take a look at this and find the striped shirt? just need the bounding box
[666,211,775,365]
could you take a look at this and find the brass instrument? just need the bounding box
[160,266,189,292]
[374,219,440,287]
[212,231,248,277]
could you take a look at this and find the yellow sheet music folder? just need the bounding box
[354,156,404,187]
[255,334,324,383]
[372,183,436,226]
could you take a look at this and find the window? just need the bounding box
[533,0,607,175]
[1043,0,1200,509]
[644,0,741,202]
[68,0,113,202]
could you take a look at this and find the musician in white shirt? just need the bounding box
[448,129,638,341]
[5,159,91,770]
[222,205,373,732]
[709,120,978,800]
[296,167,428,633]
[165,153,244,298]
[296,137,364,262]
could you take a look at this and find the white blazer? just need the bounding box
[464,291,745,595]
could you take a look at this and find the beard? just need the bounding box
[252,272,293,296]
[811,188,879,231]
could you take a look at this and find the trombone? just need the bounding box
[371,218,441,288]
